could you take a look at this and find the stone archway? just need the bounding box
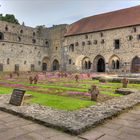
[109,55,120,71]
[93,55,105,72]
[131,56,140,73]
[82,57,91,70]
[42,57,50,71]
[52,59,59,71]
[97,58,105,72]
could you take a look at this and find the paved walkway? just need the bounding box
[80,104,140,140]
[0,105,139,140]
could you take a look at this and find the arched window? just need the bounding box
[24,61,26,64]
[82,57,91,70]
[85,34,88,39]
[133,27,137,32]
[69,44,74,52]
[94,40,97,45]
[7,58,10,65]
[112,60,115,69]
[52,59,59,71]
[33,32,35,36]
[18,36,21,42]
[88,61,91,69]
[116,60,120,69]
[100,32,103,37]
[75,42,79,46]
[82,42,85,46]
[131,56,140,73]
[85,61,88,69]
[32,39,36,44]
[0,32,4,40]
[38,61,41,65]
[109,55,120,70]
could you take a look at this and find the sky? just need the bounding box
[0,0,140,27]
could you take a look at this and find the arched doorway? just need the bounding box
[93,55,105,72]
[0,32,4,40]
[131,56,140,73]
[52,59,59,71]
[42,63,47,71]
[42,57,50,71]
[97,58,105,72]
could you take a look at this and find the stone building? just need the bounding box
[63,5,140,73]
[0,5,140,73]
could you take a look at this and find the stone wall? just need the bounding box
[0,21,66,72]
[0,20,140,73]
[63,25,140,73]
[44,24,67,71]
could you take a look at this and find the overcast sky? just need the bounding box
[0,0,140,27]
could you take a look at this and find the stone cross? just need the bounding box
[34,74,39,84]
[9,73,13,78]
[58,73,61,78]
[16,72,19,77]
[89,85,99,101]
[64,73,67,78]
[122,78,129,88]
[75,74,79,82]
[87,73,90,78]
[29,76,33,84]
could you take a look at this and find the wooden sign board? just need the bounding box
[9,89,26,106]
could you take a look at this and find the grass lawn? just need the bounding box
[0,86,95,110]
[0,73,140,111]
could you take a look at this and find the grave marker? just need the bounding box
[9,89,26,106]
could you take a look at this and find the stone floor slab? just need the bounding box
[80,105,140,140]
[0,104,139,140]
[0,92,139,135]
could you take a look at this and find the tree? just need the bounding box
[0,14,19,24]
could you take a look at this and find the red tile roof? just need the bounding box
[65,5,140,36]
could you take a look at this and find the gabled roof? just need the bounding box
[65,5,140,37]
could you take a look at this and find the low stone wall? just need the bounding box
[99,77,140,84]
[118,73,140,78]
[0,93,139,135]
[115,88,138,95]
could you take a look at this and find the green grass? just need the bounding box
[0,80,123,97]
[0,86,95,111]
[0,78,139,110]
[0,87,13,94]
[30,84,88,92]
[28,91,95,110]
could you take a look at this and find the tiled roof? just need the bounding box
[65,5,140,36]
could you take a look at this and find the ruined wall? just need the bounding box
[0,21,49,72]
[0,20,140,73]
[63,25,140,73]
[44,24,67,71]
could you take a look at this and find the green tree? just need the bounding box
[0,14,19,24]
